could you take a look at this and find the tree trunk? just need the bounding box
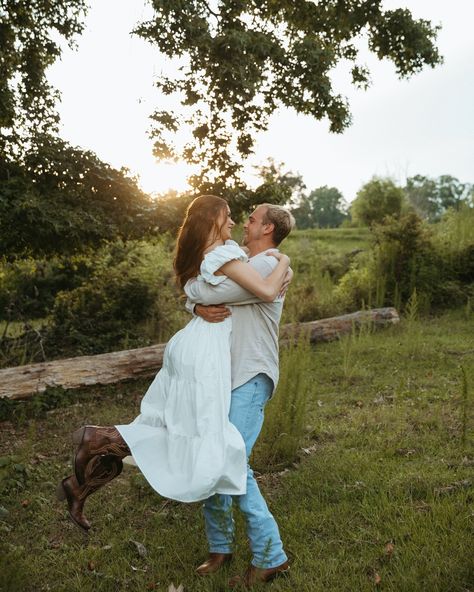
[0,307,399,400]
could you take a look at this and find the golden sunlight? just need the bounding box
[138,160,195,196]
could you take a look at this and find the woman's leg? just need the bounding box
[58,425,131,530]
[57,454,124,531]
[73,425,130,485]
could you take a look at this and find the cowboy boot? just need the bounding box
[72,426,130,485]
[57,454,124,531]
[196,553,233,575]
[229,561,290,588]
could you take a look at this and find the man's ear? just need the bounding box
[262,222,275,237]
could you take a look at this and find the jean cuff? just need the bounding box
[251,553,288,570]
[209,545,233,554]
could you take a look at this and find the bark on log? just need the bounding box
[0,307,399,400]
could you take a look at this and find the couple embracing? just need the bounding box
[58,195,295,588]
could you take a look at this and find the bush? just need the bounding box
[336,210,474,313]
[46,239,187,356]
[0,254,94,319]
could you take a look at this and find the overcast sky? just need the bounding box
[48,1,474,202]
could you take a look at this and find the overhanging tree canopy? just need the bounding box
[136,0,442,187]
[0,0,88,154]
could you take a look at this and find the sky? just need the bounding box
[47,1,474,203]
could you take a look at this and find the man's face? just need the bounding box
[243,205,269,246]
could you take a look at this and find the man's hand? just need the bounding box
[195,304,232,323]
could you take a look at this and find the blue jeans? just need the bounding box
[202,374,288,568]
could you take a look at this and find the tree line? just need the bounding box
[1,131,472,258]
[292,175,474,229]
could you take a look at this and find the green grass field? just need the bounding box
[1,309,473,591]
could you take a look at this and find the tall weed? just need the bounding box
[460,365,470,450]
[253,332,312,471]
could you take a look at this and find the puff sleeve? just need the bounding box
[199,242,248,285]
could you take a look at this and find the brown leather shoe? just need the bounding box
[229,561,290,588]
[196,552,233,575]
[73,426,130,485]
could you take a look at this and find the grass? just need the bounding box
[1,309,473,591]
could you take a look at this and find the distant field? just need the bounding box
[286,226,372,255]
[231,225,372,257]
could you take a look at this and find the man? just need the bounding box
[184,203,295,588]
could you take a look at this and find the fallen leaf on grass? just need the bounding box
[0,506,9,519]
[129,539,148,558]
[87,560,96,571]
[384,542,395,557]
[301,444,318,455]
[374,573,382,585]
[434,479,471,496]
[168,584,184,592]
[413,501,431,512]
[48,537,62,550]
[20,499,30,507]
[395,448,416,457]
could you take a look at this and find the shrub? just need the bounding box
[336,210,474,313]
[47,239,187,356]
[0,254,95,319]
[371,212,444,309]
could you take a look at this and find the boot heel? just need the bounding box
[72,427,86,446]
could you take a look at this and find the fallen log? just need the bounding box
[279,306,399,343]
[0,307,399,400]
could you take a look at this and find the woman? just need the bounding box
[57,195,290,531]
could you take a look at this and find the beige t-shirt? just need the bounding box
[185,249,283,395]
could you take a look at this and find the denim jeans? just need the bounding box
[202,373,288,568]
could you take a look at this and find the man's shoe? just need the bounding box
[229,561,290,588]
[196,552,233,575]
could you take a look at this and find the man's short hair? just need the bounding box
[260,204,296,245]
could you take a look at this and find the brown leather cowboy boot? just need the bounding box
[57,454,124,531]
[72,426,130,485]
[196,553,233,575]
[229,561,290,588]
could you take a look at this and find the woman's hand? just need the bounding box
[265,250,290,265]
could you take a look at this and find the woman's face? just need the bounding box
[218,206,235,242]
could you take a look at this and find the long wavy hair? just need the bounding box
[174,195,228,290]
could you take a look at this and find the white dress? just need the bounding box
[116,243,248,502]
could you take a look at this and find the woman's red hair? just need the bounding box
[174,195,228,290]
